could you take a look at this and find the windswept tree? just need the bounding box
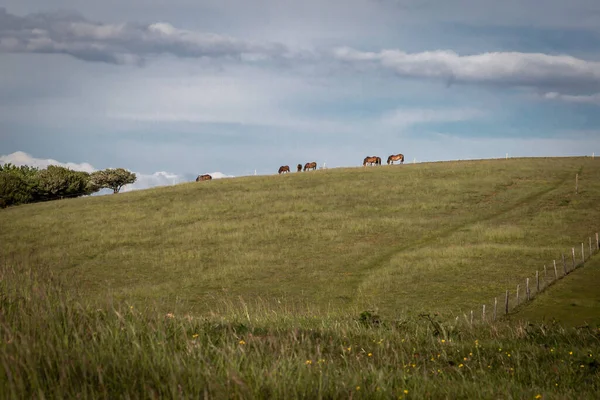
[36,165,97,200]
[91,168,137,194]
[0,163,99,207]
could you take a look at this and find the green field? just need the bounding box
[1,157,600,318]
[2,156,600,398]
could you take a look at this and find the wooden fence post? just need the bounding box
[526,278,530,301]
[494,297,497,321]
[516,284,520,305]
[596,233,599,251]
[572,247,576,269]
[553,260,558,280]
[536,271,540,293]
[470,310,473,326]
[505,290,509,314]
[563,253,567,275]
[482,304,486,322]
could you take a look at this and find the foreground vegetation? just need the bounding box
[1,157,599,318]
[1,262,599,399]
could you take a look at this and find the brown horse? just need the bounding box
[196,174,212,182]
[278,165,290,174]
[297,164,302,172]
[363,156,381,166]
[387,154,404,165]
[304,162,317,171]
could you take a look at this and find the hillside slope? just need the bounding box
[1,157,599,317]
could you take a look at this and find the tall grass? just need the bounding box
[1,261,599,399]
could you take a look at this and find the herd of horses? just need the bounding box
[196,154,404,181]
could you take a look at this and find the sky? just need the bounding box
[1,1,600,190]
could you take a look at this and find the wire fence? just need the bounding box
[462,231,600,325]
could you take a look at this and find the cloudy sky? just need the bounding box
[1,1,600,189]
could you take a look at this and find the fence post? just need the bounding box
[526,278,530,301]
[596,233,599,251]
[470,310,473,326]
[516,284,520,305]
[572,247,576,270]
[543,265,547,282]
[505,290,509,314]
[493,298,497,321]
[482,304,486,322]
[536,271,540,293]
[553,260,558,280]
[562,253,567,275]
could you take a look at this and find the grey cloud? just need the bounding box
[332,47,600,94]
[543,92,600,105]
[0,8,290,65]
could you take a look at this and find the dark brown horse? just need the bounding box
[297,164,302,172]
[387,154,404,165]
[278,165,290,174]
[363,156,381,166]
[304,162,317,171]
[196,174,212,182]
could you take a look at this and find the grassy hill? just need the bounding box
[1,156,599,319]
[2,156,600,398]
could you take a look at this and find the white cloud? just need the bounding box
[0,150,96,172]
[333,47,600,93]
[0,151,234,193]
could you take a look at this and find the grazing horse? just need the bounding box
[387,153,404,165]
[363,156,381,166]
[304,162,317,171]
[297,164,303,172]
[278,165,290,174]
[196,174,212,182]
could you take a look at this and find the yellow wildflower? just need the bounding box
[192,334,199,339]
[569,351,573,355]
[239,340,246,345]
[356,386,360,391]
[535,395,542,399]
[368,353,373,357]
[404,389,409,394]
[305,360,312,365]
[459,364,464,368]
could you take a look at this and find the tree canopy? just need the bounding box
[91,168,137,194]
[0,164,137,208]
